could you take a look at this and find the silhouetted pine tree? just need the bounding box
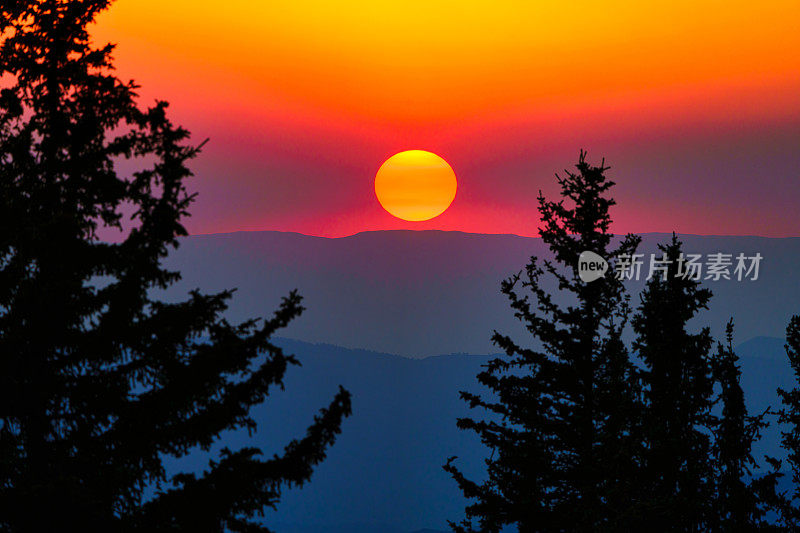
[445,152,641,531]
[631,235,718,529]
[0,2,350,531]
[631,237,781,530]
[710,320,780,530]
[776,315,800,527]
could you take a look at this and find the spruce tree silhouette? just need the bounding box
[630,235,717,529]
[0,2,350,531]
[776,315,800,526]
[710,320,781,529]
[631,236,781,530]
[444,152,641,531]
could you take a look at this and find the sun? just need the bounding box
[374,150,457,222]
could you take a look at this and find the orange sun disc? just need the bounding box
[374,150,457,222]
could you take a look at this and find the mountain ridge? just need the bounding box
[186,229,800,241]
[169,336,792,532]
[162,230,800,356]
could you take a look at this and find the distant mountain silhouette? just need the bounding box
[737,336,790,361]
[156,230,800,529]
[165,336,792,531]
[163,230,800,357]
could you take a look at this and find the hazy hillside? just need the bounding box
[167,337,794,532]
[163,230,800,357]
[156,229,800,531]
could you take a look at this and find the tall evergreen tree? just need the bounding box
[776,315,800,527]
[445,152,641,531]
[631,237,781,530]
[0,2,350,531]
[710,320,779,530]
[630,235,717,529]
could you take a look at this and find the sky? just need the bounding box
[91,0,800,237]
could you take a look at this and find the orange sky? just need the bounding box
[90,1,800,237]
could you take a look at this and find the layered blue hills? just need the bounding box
[155,230,800,531]
[164,336,794,532]
[163,230,800,357]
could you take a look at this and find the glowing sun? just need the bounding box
[374,150,457,222]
